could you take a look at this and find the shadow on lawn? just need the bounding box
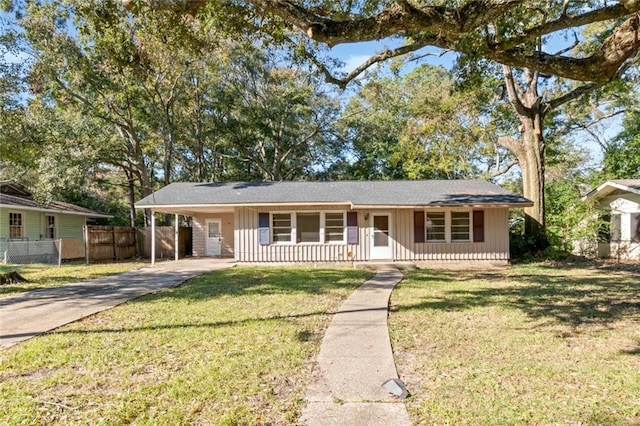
[399,267,639,329]
[46,306,385,338]
[129,268,372,301]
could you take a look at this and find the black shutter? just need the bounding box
[258,212,270,245]
[414,211,425,243]
[473,210,485,243]
[346,212,358,244]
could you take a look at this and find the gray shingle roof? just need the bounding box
[136,180,532,208]
[0,181,112,218]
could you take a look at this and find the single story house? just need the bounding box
[135,180,532,264]
[582,179,640,260]
[1,180,112,260]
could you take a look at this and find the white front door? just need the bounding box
[206,219,222,256]
[371,213,393,260]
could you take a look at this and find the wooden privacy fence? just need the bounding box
[85,225,192,262]
[86,226,138,262]
[139,226,192,260]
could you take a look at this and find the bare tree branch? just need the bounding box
[546,82,601,111]
[493,4,633,52]
[489,159,518,178]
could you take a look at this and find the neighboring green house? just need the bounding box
[1,180,111,262]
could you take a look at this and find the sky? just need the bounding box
[327,37,613,166]
[0,8,617,167]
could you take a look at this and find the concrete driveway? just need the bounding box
[0,258,235,349]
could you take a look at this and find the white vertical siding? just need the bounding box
[235,206,364,262]
[399,208,510,261]
[197,206,511,262]
[192,213,235,257]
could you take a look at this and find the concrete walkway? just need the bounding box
[0,258,235,349]
[299,269,411,425]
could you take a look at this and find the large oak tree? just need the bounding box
[130,0,640,243]
[129,1,640,85]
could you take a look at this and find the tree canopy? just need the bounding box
[131,0,640,86]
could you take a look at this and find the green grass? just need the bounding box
[0,267,372,425]
[389,264,640,425]
[0,261,148,297]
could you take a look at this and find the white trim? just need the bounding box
[324,211,347,244]
[136,201,353,210]
[271,212,293,244]
[8,211,24,240]
[151,211,156,265]
[582,180,640,201]
[426,211,446,243]
[136,202,530,212]
[370,212,393,260]
[205,219,223,256]
[268,210,347,245]
[354,203,531,209]
[451,210,472,242]
[44,214,57,239]
[1,204,111,218]
[420,209,477,244]
[174,214,179,261]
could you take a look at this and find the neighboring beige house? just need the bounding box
[0,180,111,261]
[582,179,640,260]
[136,180,532,264]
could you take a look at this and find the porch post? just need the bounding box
[151,210,156,265]
[174,214,179,261]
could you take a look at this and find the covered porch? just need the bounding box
[146,206,235,265]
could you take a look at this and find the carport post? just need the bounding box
[174,214,179,261]
[151,210,156,265]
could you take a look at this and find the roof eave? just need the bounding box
[353,203,533,209]
[135,201,354,209]
[582,180,640,201]
[1,204,112,218]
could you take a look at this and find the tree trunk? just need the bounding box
[500,65,548,248]
[520,127,546,241]
[126,169,137,227]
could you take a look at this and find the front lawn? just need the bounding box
[0,261,148,297]
[0,267,372,425]
[390,264,640,425]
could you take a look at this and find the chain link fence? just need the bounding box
[0,239,62,265]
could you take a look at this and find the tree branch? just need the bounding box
[496,135,523,155]
[502,65,527,115]
[546,81,602,111]
[489,158,518,178]
[130,0,640,83]
[493,4,634,52]
[489,13,640,82]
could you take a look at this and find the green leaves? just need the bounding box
[333,64,506,180]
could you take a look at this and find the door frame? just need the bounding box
[370,212,393,260]
[205,219,222,256]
